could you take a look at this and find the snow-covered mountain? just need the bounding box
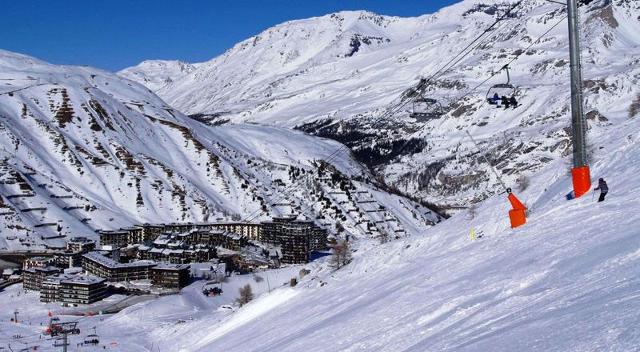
[1,1,640,351]
[121,0,640,211]
[6,59,638,351]
[119,60,199,93]
[0,50,440,250]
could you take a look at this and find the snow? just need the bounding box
[0,49,438,247]
[119,60,199,93]
[5,129,639,351]
[119,0,640,208]
[188,288,299,350]
[202,123,362,175]
[0,264,305,351]
[1,0,639,350]
[170,118,639,352]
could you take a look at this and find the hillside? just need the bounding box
[41,88,637,352]
[181,118,640,351]
[4,81,637,351]
[119,60,199,93]
[1,0,639,350]
[121,0,640,210]
[0,50,440,249]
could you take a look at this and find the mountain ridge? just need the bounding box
[119,0,640,211]
[0,49,440,250]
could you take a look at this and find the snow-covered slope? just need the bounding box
[6,83,637,352]
[121,0,640,211]
[1,1,639,350]
[0,50,440,249]
[119,60,199,93]
[53,92,637,352]
[121,9,429,119]
[183,120,640,351]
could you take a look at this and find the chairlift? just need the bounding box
[410,97,444,121]
[486,65,517,106]
[84,334,100,345]
[45,317,62,336]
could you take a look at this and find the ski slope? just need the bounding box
[2,112,635,351]
[178,115,640,351]
[0,0,639,350]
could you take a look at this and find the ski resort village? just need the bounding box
[1,0,640,350]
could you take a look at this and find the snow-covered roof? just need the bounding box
[63,267,83,275]
[42,272,76,284]
[216,247,239,256]
[224,232,243,240]
[26,256,50,262]
[154,238,170,245]
[60,274,105,286]
[83,251,156,269]
[153,263,190,271]
[24,266,60,274]
[138,222,164,227]
[98,230,129,235]
[67,236,95,244]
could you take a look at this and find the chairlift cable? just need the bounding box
[375,14,569,185]
[243,1,558,223]
[244,0,528,223]
[374,1,526,126]
[465,131,509,191]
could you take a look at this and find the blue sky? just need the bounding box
[1,1,459,72]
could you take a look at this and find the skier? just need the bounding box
[509,96,518,108]
[502,95,510,109]
[594,178,608,202]
[490,93,500,105]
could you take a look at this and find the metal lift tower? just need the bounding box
[567,0,591,197]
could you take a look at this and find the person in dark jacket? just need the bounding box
[509,96,518,108]
[502,95,510,109]
[594,178,608,202]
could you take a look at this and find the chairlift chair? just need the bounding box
[410,97,444,121]
[486,65,516,106]
[84,334,100,345]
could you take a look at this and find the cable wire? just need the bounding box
[241,3,529,223]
